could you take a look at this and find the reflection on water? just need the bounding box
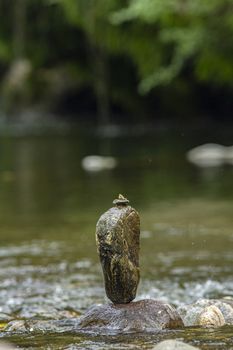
[0,127,233,349]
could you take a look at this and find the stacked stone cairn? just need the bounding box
[78,194,184,333]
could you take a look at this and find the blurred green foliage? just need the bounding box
[112,0,233,92]
[0,0,232,118]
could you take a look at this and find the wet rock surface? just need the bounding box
[198,305,226,327]
[77,299,184,333]
[178,298,233,327]
[152,340,200,350]
[96,195,140,304]
[0,341,15,350]
[4,318,79,334]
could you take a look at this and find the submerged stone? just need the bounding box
[0,342,15,350]
[96,194,140,304]
[152,340,200,350]
[178,298,233,327]
[198,305,225,327]
[77,299,184,333]
[4,318,79,334]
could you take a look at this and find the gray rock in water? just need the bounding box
[77,299,184,333]
[178,298,233,327]
[81,155,117,172]
[186,143,226,167]
[198,305,225,327]
[0,313,12,322]
[4,318,81,334]
[96,194,140,304]
[0,341,16,349]
[152,340,200,350]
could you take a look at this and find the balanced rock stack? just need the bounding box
[78,195,183,333]
[96,194,140,304]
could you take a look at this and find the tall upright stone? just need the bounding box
[96,194,140,304]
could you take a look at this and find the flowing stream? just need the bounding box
[0,126,232,349]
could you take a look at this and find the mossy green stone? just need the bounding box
[96,195,140,304]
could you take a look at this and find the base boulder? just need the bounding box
[77,299,184,333]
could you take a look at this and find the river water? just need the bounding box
[0,125,232,349]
